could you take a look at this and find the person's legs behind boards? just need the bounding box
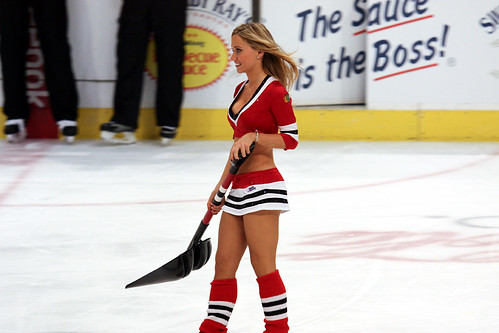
[0,0,30,142]
[151,0,186,145]
[101,0,151,144]
[33,0,78,143]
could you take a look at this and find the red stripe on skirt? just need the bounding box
[232,168,284,189]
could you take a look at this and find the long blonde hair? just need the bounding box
[232,23,299,91]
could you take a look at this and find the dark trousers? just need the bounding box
[0,0,78,122]
[112,0,186,129]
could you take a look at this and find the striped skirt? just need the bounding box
[222,168,290,216]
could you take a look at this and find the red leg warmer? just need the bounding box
[257,270,289,333]
[199,278,237,333]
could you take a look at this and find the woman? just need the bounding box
[199,23,299,333]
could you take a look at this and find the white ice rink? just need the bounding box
[1,139,499,333]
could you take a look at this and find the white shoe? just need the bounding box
[161,137,172,146]
[160,126,176,146]
[4,119,27,143]
[102,131,137,144]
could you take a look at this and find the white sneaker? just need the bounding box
[160,126,176,146]
[4,119,27,143]
[160,137,172,145]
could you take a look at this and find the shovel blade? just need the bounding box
[193,238,212,271]
[125,249,194,289]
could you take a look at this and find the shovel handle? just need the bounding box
[127,144,256,288]
[211,142,256,208]
[229,141,256,173]
[190,142,256,248]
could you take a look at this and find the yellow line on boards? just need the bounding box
[1,108,498,141]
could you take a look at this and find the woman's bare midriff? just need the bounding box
[236,144,276,174]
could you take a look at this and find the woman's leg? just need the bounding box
[244,211,289,332]
[214,212,247,280]
[243,210,279,277]
[199,213,246,333]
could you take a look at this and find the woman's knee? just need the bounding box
[249,251,276,277]
[214,255,240,279]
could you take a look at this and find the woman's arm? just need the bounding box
[207,157,232,214]
[229,131,285,162]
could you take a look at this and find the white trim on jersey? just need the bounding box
[229,76,278,127]
[279,122,299,144]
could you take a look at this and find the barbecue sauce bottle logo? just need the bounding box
[146,26,230,90]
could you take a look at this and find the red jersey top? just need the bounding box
[228,76,299,150]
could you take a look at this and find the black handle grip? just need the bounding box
[230,142,256,173]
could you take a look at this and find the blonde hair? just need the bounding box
[232,23,299,91]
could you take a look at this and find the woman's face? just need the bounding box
[230,34,261,74]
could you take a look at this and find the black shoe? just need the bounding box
[62,126,78,137]
[4,119,26,143]
[57,120,78,143]
[4,124,20,135]
[100,121,134,133]
[100,122,136,144]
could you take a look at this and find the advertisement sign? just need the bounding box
[1,0,498,111]
[180,0,252,108]
[26,10,58,138]
[262,1,367,106]
[365,0,499,109]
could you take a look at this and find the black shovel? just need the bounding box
[125,143,255,289]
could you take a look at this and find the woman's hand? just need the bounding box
[230,132,257,161]
[207,189,224,215]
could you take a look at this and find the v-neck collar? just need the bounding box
[229,75,275,122]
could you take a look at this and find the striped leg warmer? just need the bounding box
[257,270,289,333]
[199,278,237,333]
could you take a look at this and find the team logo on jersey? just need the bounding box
[283,94,290,103]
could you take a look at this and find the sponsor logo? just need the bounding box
[183,26,230,89]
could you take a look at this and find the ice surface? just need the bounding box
[1,140,498,332]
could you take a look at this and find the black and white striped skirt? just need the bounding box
[222,168,290,216]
